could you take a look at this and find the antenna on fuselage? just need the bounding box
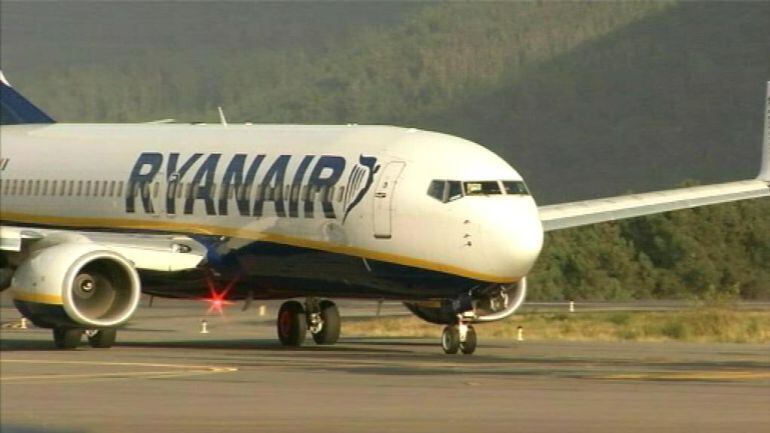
[217,106,228,127]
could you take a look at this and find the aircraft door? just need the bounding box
[373,161,406,239]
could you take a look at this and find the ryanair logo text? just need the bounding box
[126,152,370,219]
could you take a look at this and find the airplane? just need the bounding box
[1,71,768,354]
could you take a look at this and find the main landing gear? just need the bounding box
[441,319,477,355]
[52,327,117,350]
[277,298,340,347]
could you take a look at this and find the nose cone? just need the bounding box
[478,197,544,279]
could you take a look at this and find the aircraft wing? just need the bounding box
[0,226,207,272]
[538,179,770,232]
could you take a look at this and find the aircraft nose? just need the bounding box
[479,198,544,279]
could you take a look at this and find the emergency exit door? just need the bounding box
[373,161,405,239]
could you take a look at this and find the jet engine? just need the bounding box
[11,242,141,329]
[404,278,527,324]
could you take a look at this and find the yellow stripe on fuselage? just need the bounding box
[1,211,520,284]
[13,291,64,305]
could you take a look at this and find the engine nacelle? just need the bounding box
[11,242,141,329]
[405,278,527,324]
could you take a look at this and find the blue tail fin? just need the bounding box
[0,71,55,125]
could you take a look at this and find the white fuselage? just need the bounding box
[0,123,543,298]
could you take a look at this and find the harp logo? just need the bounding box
[342,155,380,223]
[0,158,9,171]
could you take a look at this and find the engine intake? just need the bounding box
[11,242,141,329]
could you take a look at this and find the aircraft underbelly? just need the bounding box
[140,238,484,301]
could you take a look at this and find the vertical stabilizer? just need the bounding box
[760,81,770,182]
[0,70,55,125]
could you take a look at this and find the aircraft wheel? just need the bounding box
[312,300,340,345]
[441,326,460,354]
[277,300,307,346]
[460,325,477,355]
[87,329,117,348]
[53,328,83,350]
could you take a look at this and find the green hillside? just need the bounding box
[2,1,768,299]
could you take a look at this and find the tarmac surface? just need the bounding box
[1,297,769,433]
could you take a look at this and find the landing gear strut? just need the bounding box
[52,327,118,349]
[53,328,83,350]
[276,298,341,347]
[441,319,477,355]
[86,329,117,348]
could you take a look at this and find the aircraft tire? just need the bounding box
[441,326,460,354]
[277,300,307,346]
[312,300,340,345]
[460,326,477,355]
[87,329,117,348]
[53,328,83,350]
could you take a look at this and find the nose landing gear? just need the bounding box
[441,319,477,355]
[276,298,341,347]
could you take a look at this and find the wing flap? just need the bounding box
[539,180,769,232]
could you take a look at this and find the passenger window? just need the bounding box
[336,186,345,202]
[25,180,33,195]
[109,181,115,197]
[240,185,250,201]
[10,180,17,195]
[320,186,330,202]
[427,180,445,202]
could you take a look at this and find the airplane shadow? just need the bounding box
[0,337,412,354]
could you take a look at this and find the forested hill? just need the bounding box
[2,2,768,299]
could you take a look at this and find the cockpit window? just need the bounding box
[502,180,529,195]
[427,180,445,201]
[428,180,464,203]
[429,179,527,202]
[446,181,462,201]
[464,181,502,196]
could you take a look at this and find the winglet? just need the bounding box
[760,81,770,182]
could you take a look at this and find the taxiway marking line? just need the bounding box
[598,371,770,381]
[0,359,237,383]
